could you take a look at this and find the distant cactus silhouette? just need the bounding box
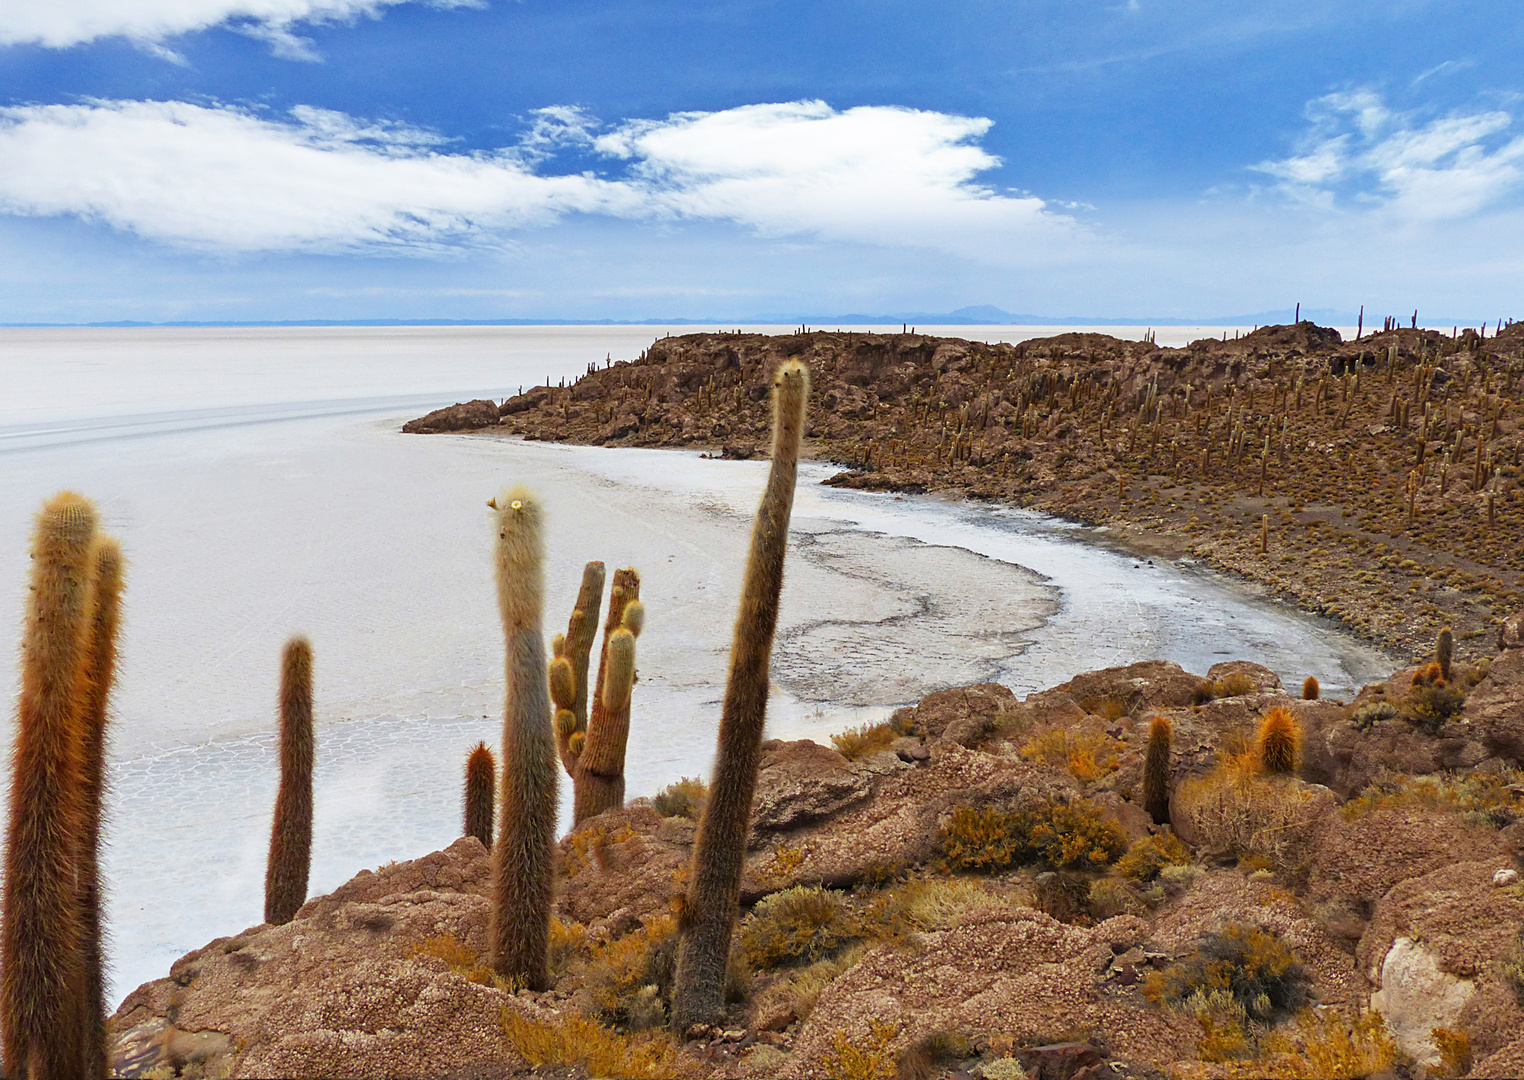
[1301,676,1319,701]
[553,561,605,775]
[673,360,808,1031]
[1142,715,1172,825]
[265,637,314,927]
[1256,706,1301,776]
[3,492,97,1080]
[573,597,644,824]
[75,537,123,1080]
[487,489,557,992]
[464,741,495,849]
[1436,626,1454,682]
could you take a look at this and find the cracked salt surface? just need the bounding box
[0,325,1392,1012]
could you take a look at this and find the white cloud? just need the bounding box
[1255,89,1524,220]
[0,98,1081,259]
[596,101,1077,255]
[0,100,641,252]
[0,0,479,55]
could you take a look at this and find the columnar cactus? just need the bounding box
[1142,715,1172,826]
[487,489,558,991]
[3,492,97,1080]
[672,360,809,1031]
[75,538,123,1079]
[264,637,314,927]
[1436,627,1454,682]
[464,741,496,849]
[572,598,644,824]
[553,562,605,775]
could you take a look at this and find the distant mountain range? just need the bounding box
[4,305,1492,328]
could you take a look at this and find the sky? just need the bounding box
[1,0,1522,323]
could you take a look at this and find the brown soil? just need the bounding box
[408,322,1524,663]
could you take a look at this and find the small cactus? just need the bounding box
[464,742,495,849]
[1256,706,1301,776]
[487,489,558,992]
[1301,676,1319,701]
[1142,716,1171,825]
[265,637,314,927]
[3,492,98,1080]
[673,360,808,1031]
[1436,626,1454,682]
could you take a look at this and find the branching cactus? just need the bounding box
[265,637,314,927]
[75,538,123,1080]
[572,598,645,824]
[464,741,496,849]
[1142,715,1172,826]
[672,360,809,1032]
[487,489,557,992]
[3,492,97,1080]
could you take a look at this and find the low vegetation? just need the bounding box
[499,1007,688,1078]
[1175,754,1327,870]
[938,798,1127,874]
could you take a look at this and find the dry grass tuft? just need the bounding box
[1175,754,1326,870]
[1173,1007,1397,1078]
[766,944,868,1025]
[1430,1026,1472,1079]
[500,1007,687,1078]
[1342,767,1522,829]
[1209,673,1262,699]
[740,886,856,970]
[832,721,899,759]
[820,1018,900,1080]
[1020,728,1122,782]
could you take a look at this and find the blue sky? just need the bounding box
[1,0,1522,323]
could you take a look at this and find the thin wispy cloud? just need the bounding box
[0,99,1082,258]
[0,0,481,58]
[1254,88,1524,220]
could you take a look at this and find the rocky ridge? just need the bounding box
[406,324,1524,661]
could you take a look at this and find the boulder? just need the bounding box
[1499,607,1524,650]
[749,739,873,838]
[1056,661,1206,713]
[1368,938,1475,1068]
[401,399,499,433]
[1310,806,1509,908]
[1462,648,1524,765]
[897,682,1018,741]
[1204,660,1284,695]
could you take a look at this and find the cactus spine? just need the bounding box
[464,741,496,849]
[572,594,644,824]
[1142,715,1171,825]
[75,538,122,1080]
[672,360,809,1031]
[553,562,605,775]
[3,492,97,1080]
[264,637,314,926]
[1436,626,1454,682]
[487,489,557,991]
[1301,675,1319,701]
[1256,706,1301,776]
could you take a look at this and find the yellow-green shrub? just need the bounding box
[1144,924,1312,1024]
[500,1007,686,1078]
[938,798,1126,873]
[1115,832,1192,882]
[831,721,897,760]
[740,886,855,970]
[651,777,707,819]
[820,1018,899,1080]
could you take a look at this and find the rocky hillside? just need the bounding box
[109,613,1524,1079]
[406,324,1524,662]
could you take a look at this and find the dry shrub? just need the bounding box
[1174,1008,1397,1079]
[651,776,707,819]
[411,933,504,989]
[895,1029,971,1080]
[500,1007,686,1078]
[758,840,810,886]
[1505,925,1524,1006]
[563,820,638,875]
[740,886,855,970]
[1430,1027,1472,1079]
[1144,924,1313,1025]
[832,721,898,760]
[768,944,867,1024]
[820,1017,899,1080]
[1020,729,1122,782]
[547,916,588,977]
[1405,681,1465,732]
[1175,755,1326,870]
[881,877,1001,931]
[1077,695,1131,720]
[1342,767,1522,829]
[938,799,1126,873]
[580,914,678,1027]
[1209,673,1261,699]
[1087,877,1149,920]
[1115,832,1192,882]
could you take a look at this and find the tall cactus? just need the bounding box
[487,489,557,991]
[672,360,808,1031]
[3,492,97,1080]
[1436,626,1454,682]
[572,598,644,824]
[265,637,314,926]
[464,742,496,849]
[75,537,123,1079]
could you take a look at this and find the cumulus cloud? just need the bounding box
[1254,88,1524,220]
[596,100,1076,254]
[0,100,641,252]
[0,0,479,57]
[0,98,1080,258]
